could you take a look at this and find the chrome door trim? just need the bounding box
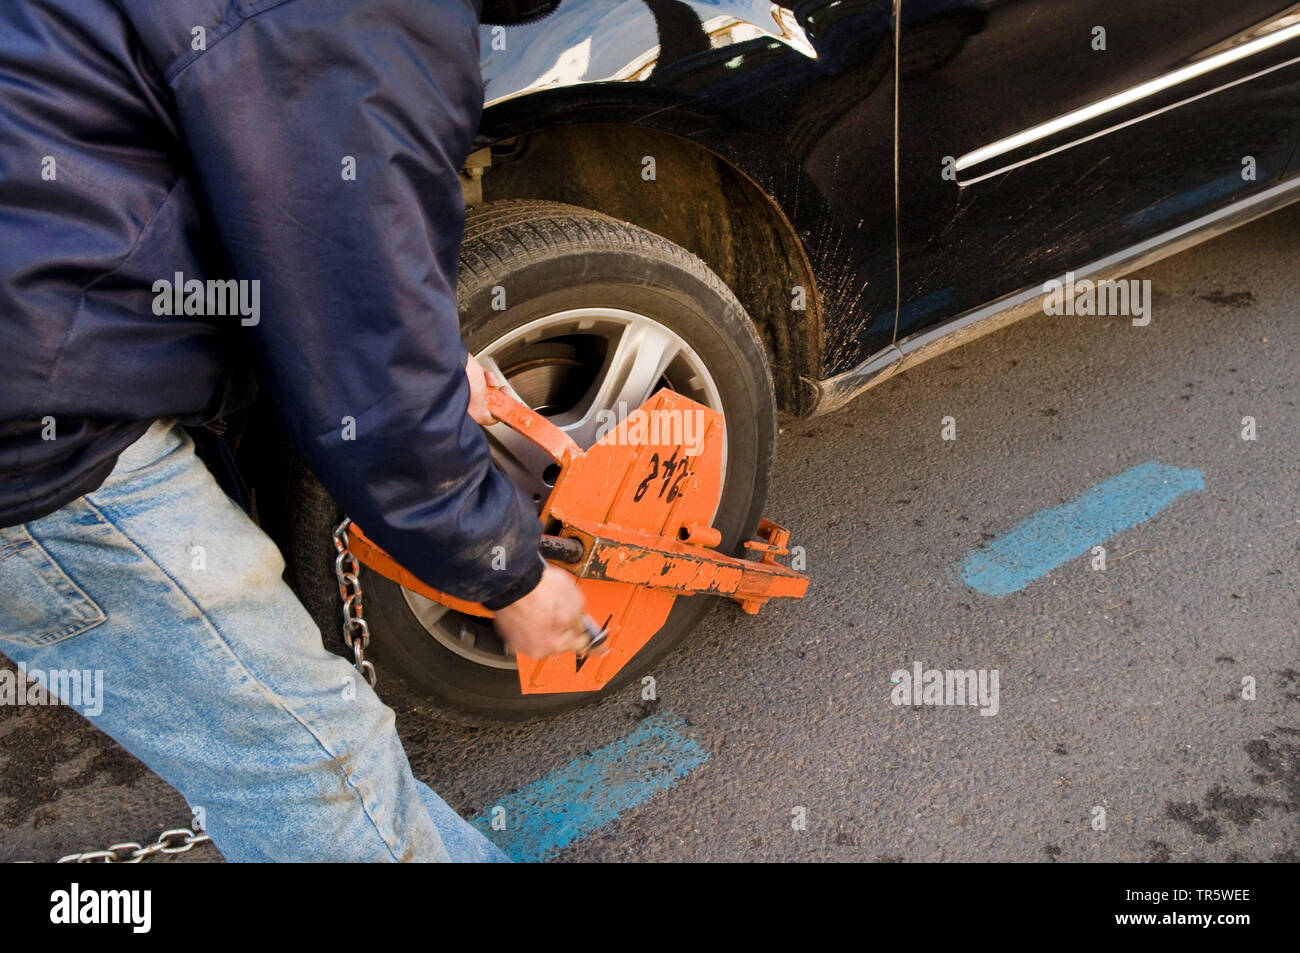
[954,19,1300,184]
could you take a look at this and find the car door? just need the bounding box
[894,0,1300,341]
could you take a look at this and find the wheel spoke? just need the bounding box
[558,320,679,448]
[485,425,551,502]
[481,368,555,503]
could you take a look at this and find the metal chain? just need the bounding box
[56,827,212,864]
[332,518,376,686]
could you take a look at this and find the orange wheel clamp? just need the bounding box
[345,386,809,694]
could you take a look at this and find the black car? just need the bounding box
[286,0,1300,720]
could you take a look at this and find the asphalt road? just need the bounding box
[2,204,1297,864]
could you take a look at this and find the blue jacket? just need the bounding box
[0,0,544,608]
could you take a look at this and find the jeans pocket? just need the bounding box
[0,527,107,647]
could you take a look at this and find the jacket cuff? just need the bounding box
[481,552,546,610]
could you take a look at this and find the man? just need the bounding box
[0,0,581,861]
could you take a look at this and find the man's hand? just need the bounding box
[465,353,496,426]
[494,564,596,658]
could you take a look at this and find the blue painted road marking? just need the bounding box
[471,712,708,862]
[959,461,1205,597]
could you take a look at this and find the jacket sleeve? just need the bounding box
[163,0,543,607]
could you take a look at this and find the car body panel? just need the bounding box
[897,0,1300,340]
[477,1,1300,409]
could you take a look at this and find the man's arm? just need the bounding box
[162,0,543,606]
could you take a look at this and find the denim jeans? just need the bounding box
[0,419,507,862]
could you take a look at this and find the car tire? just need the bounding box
[291,199,777,722]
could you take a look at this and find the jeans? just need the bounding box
[0,419,507,862]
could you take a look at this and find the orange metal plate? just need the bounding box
[516,389,726,693]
